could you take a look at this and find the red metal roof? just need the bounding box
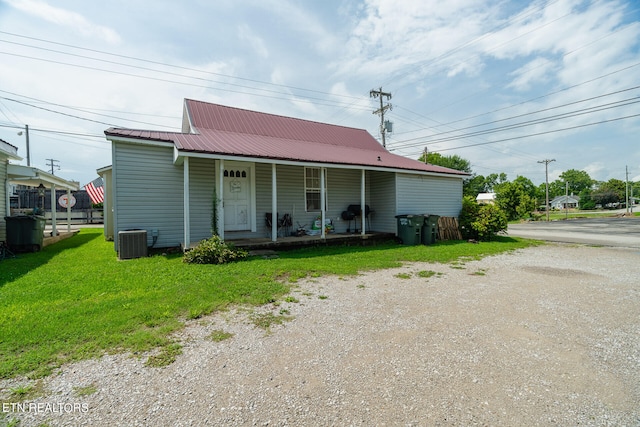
[105,99,468,176]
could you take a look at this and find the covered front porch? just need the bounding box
[180,155,398,249]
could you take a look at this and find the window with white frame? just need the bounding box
[305,167,327,211]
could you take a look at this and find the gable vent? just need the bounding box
[118,230,148,260]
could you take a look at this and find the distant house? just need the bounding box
[1,139,79,242]
[550,194,580,210]
[1,139,21,242]
[104,99,469,251]
[476,193,496,204]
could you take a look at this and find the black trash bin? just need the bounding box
[5,215,46,252]
[421,214,440,245]
[395,214,422,245]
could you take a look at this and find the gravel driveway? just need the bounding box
[3,243,640,426]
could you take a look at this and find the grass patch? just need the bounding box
[73,384,98,397]
[0,229,536,379]
[6,381,45,403]
[249,312,293,332]
[145,343,183,368]
[208,329,234,342]
[417,270,440,278]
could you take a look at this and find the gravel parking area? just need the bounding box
[3,243,640,426]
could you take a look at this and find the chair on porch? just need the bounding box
[266,212,294,238]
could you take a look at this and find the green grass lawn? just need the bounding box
[0,229,537,379]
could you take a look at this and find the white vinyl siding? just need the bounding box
[369,171,396,233]
[396,173,463,217]
[0,158,7,241]
[189,158,216,243]
[113,142,184,249]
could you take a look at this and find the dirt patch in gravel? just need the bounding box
[2,243,640,426]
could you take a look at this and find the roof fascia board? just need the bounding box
[106,135,174,148]
[175,151,466,180]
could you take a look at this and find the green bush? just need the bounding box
[183,236,248,264]
[472,203,508,241]
[460,196,508,241]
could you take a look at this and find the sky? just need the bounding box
[0,0,639,189]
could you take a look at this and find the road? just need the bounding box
[507,216,640,248]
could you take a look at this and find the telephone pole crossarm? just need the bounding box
[370,87,392,147]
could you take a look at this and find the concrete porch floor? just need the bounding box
[226,231,397,251]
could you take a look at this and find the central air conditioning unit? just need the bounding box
[118,229,148,260]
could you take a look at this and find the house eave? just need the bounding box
[174,150,467,179]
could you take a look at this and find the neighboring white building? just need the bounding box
[476,192,496,204]
[550,194,580,210]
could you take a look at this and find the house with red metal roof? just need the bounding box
[104,99,468,252]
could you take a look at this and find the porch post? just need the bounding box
[320,167,326,239]
[271,163,277,242]
[183,156,190,249]
[50,184,57,236]
[361,169,366,235]
[66,188,71,233]
[218,159,224,240]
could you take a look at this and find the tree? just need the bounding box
[559,169,594,194]
[592,179,626,207]
[419,152,472,173]
[495,180,537,221]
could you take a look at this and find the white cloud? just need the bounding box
[238,24,269,59]
[507,57,555,91]
[4,0,121,44]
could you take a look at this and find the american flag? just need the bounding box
[84,177,105,204]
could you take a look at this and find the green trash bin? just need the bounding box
[5,215,46,252]
[421,214,440,245]
[395,214,422,245]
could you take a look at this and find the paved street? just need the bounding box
[507,216,640,249]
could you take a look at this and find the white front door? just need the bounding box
[223,164,251,231]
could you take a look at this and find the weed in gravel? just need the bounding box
[394,272,412,279]
[250,312,293,332]
[318,295,328,300]
[145,343,183,368]
[209,329,234,342]
[279,308,291,315]
[450,261,466,269]
[417,270,436,278]
[284,296,299,303]
[8,381,44,402]
[73,384,98,397]
[1,415,20,427]
[471,269,487,276]
[357,284,366,289]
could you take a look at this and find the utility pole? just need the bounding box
[565,180,569,220]
[423,146,428,164]
[46,158,60,175]
[370,87,392,147]
[625,165,629,214]
[538,159,555,221]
